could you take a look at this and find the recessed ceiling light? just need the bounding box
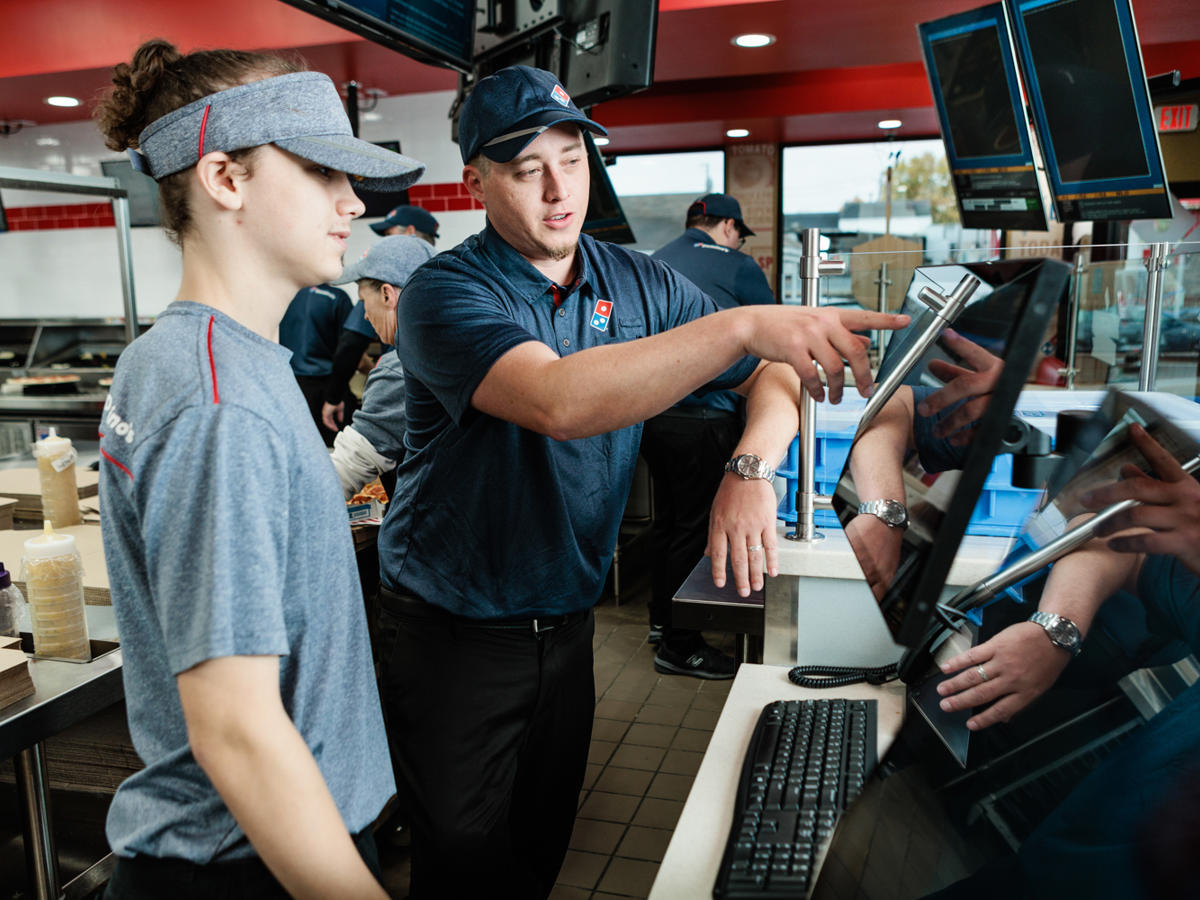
[732,33,775,48]
[361,111,382,122]
[725,128,750,139]
[877,119,903,130]
[45,96,81,108]
[593,136,610,146]
[36,136,61,147]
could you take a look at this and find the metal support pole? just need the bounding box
[787,228,845,543]
[873,261,892,363]
[1061,254,1084,390]
[1138,242,1169,391]
[111,196,139,346]
[15,743,61,900]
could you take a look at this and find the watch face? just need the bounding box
[1048,619,1079,646]
[735,455,767,479]
[878,500,907,526]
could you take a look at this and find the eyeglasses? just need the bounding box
[737,237,746,249]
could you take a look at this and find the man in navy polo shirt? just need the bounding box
[378,65,908,899]
[642,192,776,678]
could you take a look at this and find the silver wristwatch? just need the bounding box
[857,498,909,528]
[724,453,775,481]
[1029,611,1083,656]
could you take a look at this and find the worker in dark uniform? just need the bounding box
[642,193,777,678]
[321,204,440,433]
[370,204,440,245]
[278,283,354,446]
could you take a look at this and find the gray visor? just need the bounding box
[135,72,424,192]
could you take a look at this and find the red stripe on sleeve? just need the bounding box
[100,447,134,481]
[206,315,220,404]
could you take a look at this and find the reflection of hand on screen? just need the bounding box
[844,513,904,601]
[915,329,1003,446]
[1083,423,1200,578]
[935,623,1072,731]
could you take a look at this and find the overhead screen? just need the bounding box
[277,0,477,72]
[918,4,1050,230]
[1009,0,1171,221]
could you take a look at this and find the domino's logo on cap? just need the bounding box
[590,298,613,331]
[551,84,571,106]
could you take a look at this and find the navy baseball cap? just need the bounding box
[457,65,608,164]
[688,193,756,237]
[370,204,440,238]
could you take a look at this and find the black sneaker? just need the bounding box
[654,641,737,680]
[648,624,664,645]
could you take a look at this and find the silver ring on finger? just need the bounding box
[747,544,764,552]
[976,664,989,682]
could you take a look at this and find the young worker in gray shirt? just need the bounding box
[94,40,422,900]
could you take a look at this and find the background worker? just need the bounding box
[641,192,776,678]
[329,234,435,499]
[320,203,439,434]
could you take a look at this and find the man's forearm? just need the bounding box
[732,361,801,465]
[1038,535,1141,638]
[324,331,372,404]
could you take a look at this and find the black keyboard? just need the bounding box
[713,698,877,898]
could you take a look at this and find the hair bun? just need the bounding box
[95,38,181,151]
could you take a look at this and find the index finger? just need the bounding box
[834,309,911,333]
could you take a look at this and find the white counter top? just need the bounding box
[649,664,906,900]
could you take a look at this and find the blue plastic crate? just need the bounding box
[777,432,1043,537]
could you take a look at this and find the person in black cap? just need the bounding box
[318,204,441,435]
[370,203,440,246]
[641,192,777,678]
[375,64,908,899]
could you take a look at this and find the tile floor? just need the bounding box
[552,594,737,899]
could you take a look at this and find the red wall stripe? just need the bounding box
[4,187,481,231]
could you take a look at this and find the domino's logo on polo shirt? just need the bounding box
[590,298,613,331]
[551,84,571,106]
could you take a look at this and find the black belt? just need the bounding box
[379,586,589,635]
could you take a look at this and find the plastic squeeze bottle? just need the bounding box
[23,522,90,661]
[33,427,82,528]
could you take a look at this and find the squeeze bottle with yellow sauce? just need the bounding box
[33,427,82,528]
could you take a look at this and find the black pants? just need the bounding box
[294,374,357,448]
[639,408,743,647]
[377,589,595,900]
[104,828,380,899]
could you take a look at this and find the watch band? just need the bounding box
[857,498,908,528]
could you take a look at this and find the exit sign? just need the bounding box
[1156,104,1198,132]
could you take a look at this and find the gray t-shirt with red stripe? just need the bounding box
[98,301,392,863]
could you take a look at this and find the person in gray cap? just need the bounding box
[318,205,440,436]
[328,235,435,498]
[370,203,440,246]
[641,192,776,678]
[375,63,907,898]
[93,39,422,899]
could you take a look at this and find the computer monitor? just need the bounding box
[100,159,161,227]
[581,132,635,244]
[277,0,476,73]
[917,4,1050,230]
[831,257,1070,650]
[1008,0,1172,222]
[351,141,411,218]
